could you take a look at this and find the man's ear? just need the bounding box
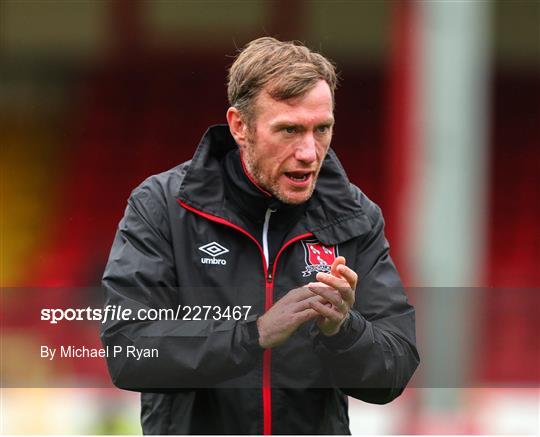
[226,107,248,147]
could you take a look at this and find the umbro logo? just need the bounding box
[199,242,229,265]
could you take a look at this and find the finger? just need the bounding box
[284,287,317,303]
[293,295,329,312]
[315,272,350,293]
[308,284,344,309]
[335,298,348,313]
[315,272,355,306]
[313,289,348,314]
[336,264,358,289]
[306,281,334,291]
[294,307,321,324]
[330,256,346,278]
[309,300,344,323]
[305,283,338,304]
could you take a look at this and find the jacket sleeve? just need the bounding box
[100,182,261,391]
[312,191,420,404]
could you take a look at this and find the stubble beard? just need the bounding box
[243,135,317,205]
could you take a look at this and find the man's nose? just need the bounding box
[295,134,317,163]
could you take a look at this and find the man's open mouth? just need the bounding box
[285,172,311,182]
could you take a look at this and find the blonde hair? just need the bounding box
[227,37,338,125]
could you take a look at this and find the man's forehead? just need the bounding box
[255,82,334,124]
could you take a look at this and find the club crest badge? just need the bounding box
[301,240,339,277]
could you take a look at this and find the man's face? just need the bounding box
[241,80,335,205]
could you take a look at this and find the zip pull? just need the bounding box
[262,208,275,270]
[267,271,273,283]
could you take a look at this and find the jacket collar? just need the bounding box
[177,125,372,244]
[222,148,308,226]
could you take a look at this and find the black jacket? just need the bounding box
[101,125,419,435]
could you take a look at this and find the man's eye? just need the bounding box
[317,126,329,133]
[284,126,296,134]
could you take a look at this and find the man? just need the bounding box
[101,37,419,434]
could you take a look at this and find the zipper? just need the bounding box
[178,199,313,435]
[261,207,274,435]
[262,231,313,435]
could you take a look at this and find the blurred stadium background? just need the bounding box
[1,0,538,434]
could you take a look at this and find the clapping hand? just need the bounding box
[307,256,357,336]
